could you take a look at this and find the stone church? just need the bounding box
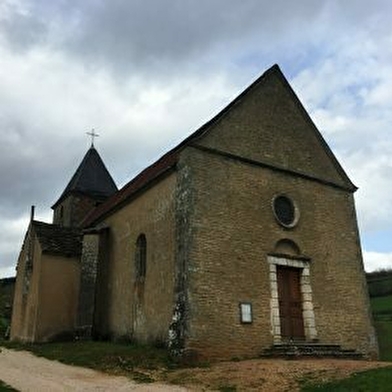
[11,64,378,360]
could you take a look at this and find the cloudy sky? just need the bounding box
[1,0,392,278]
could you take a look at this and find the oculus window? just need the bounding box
[273,195,299,228]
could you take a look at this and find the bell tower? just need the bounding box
[52,144,117,228]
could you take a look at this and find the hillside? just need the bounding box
[367,270,392,361]
[367,270,392,297]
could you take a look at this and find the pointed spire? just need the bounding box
[52,146,117,208]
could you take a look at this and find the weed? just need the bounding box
[300,367,392,391]
[0,381,16,392]
[218,385,237,392]
[1,340,171,375]
[132,371,154,383]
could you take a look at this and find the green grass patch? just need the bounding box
[370,293,392,360]
[300,367,392,392]
[371,295,392,316]
[374,320,392,361]
[218,385,237,392]
[1,340,174,381]
[0,380,17,392]
[0,318,9,340]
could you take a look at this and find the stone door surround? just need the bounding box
[268,255,317,343]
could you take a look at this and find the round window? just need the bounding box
[273,195,298,228]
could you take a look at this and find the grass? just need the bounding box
[218,385,237,392]
[300,367,392,391]
[371,295,392,316]
[374,321,392,361]
[1,287,391,389]
[1,339,391,391]
[0,318,8,339]
[369,293,392,361]
[0,381,17,392]
[299,291,392,392]
[1,340,174,382]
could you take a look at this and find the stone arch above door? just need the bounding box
[274,238,301,257]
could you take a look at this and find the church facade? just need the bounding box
[11,65,378,360]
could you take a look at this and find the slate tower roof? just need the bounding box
[52,146,118,208]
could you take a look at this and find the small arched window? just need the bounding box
[135,234,147,282]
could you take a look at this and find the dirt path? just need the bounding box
[0,348,188,391]
[167,357,392,391]
[0,348,391,392]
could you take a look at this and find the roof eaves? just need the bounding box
[82,154,178,227]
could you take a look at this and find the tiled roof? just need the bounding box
[52,146,118,208]
[82,149,179,226]
[32,221,82,257]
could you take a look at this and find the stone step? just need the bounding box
[262,343,364,359]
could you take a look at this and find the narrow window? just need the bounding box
[135,234,147,282]
[59,206,64,225]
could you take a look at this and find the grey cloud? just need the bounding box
[4,0,392,81]
[57,0,323,74]
[0,117,87,219]
[1,0,328,75]
[1,0,392,278]
[0,1,47,51]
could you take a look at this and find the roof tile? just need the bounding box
[32,221,82,257]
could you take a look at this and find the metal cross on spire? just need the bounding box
[86,128,99,147]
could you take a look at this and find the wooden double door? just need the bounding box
[277,266,305,340]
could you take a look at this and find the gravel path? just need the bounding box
[168,357,392,391]
[0,348,189,392]
[1,347,391,391]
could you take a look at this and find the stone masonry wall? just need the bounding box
[168,158,195,357]
[53,194,98,228]
[197,68,349,190]
[77,233,100,337]
[100,173,177,344]
[181,147,377,360]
